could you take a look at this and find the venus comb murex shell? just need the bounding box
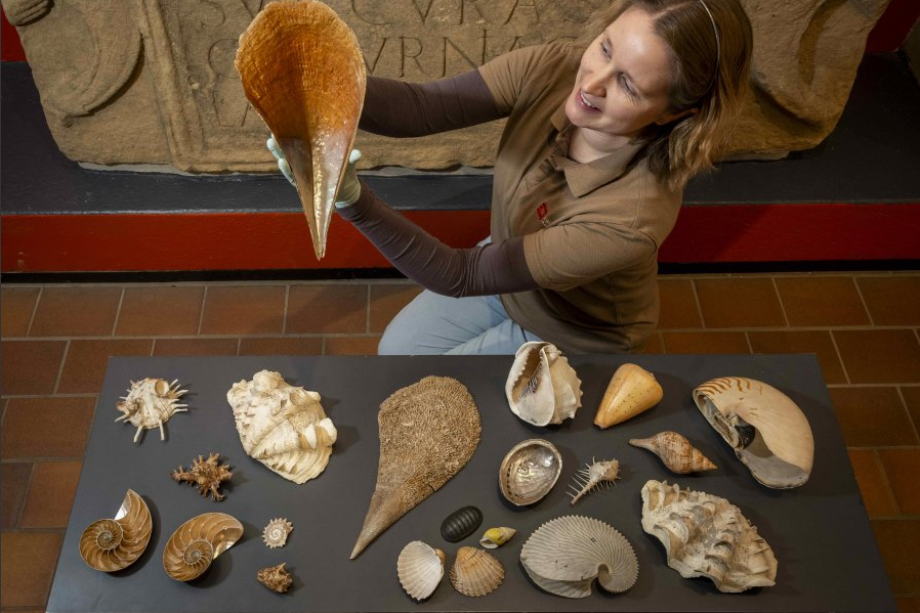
[78,489,152,572]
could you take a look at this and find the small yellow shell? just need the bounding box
[479,527,517,549]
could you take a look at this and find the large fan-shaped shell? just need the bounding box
[78,490,152,572]
[693,377,814,488]
[115,377,188,443]
[521,515,638,598]
[397,541,445,601]
[351,376,481,559]
[449,546,505,597]
[594,363,662,428]
[163,513,243,581]
[629,431,717,474]
[506,342,582,426]
[235,0,366,260]
[499,439,562,506]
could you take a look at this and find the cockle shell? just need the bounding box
[227,370,337,485]
[506,342,583,426]
[257,563,294,593]
[78,490,152,572]
[499,439,563,506]
[693,377,814,489]
[263,517,293,549]
[520,515,639,598]
[115,378,188,443]
[449,546,505,597]
[629,431,717,474]
[162,513,243,582]
[568,458,620,505]
[480,527,517,549]
[235,0,366,260]
[594,363,663,428]
[351,376,481,559]
[397,541,445,601]
[640,480,777,593]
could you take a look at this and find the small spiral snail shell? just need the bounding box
[78,490,152,572]
[163,513,243,581]
[263,518,293,549]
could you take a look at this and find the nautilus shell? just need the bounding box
[449,546,505,597]
[568,458,620,505]
[236,0,366,260]
[499,439,562,506]
[397,541,445,601]
[480,527,516,549]
[521,515,639,598]
[78,490,152,572]
[263,517,293,549]
[640,480,777,593]
[227,370,337,485]
[629,431,717,474]
[115,377,188,443]
[594,363,663,428]
[693,377,814,489]
[162,513,244,582]
[257,563,294,593]
[351,376,481,559]
[506,342,582,426]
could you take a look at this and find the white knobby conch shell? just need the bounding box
[499,439,563,506]
[162,513,244,582]
[693,377,814,489]
[506,341,583,426]
[263,517,293,549]
[235,0,366,260]
[629,431,718,474]
[115,378,188,443]
[640,480,777,593]
[449,546,505,597]
[594,363,663,428]
[257,563,294,593]
[479,527,517,549]
[397,541,445,601]
[520,515,639,598]
[568,458,620,505]
[78,489,152,573]
[227,370,337,485]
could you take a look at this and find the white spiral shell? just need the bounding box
[262,517,293,549]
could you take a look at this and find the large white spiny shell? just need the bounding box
[449,546,505,597]
[521,515,638,598]
[397,541,445,601]
[506,342,582,426]
[115,378,188,443]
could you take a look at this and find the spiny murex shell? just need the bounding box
[397,541,445,601]
[79,489,152,572]
[521,515,639,598]
[450,546,505,597]
[568,458,620,505]
[227,370,337,485]
[163,512,243,582]
[640,480,777,593]
[594,363,663,428]
[480,527,516,549]
[115,378,188,443]
[499,439,562,506]
[351,376,481,559]
[693,377,814,489]
[629,431,717,474]
[506,341,582,426]
[235,0,366,260]
[258,563,294,593]
[172,452,233,501]
[263,517,293,549]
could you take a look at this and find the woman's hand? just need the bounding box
[266,135,362,208]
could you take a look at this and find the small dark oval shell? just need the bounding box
[440,506,483,543]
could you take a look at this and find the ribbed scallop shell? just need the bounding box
[397,541,445,601]
[506,342,583,426]
[521,515,638,598]
[79,490,152,572]
[440,506,483,543]
[499,439,562,506]
[629,431,718,474]
[163,513,243,581]
[449,546,505,597]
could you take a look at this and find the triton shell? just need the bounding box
[499,439,562,506]
[235,0,366,260]
[506,341,583,426]
[257,563,294,593]
[162,513,243,582]
[449,546,505,597]
[479,527,516,549]
[397,541,445,601]
[640,480,777,593]
[568,458,620,505]
[227,370,337,485]
[263,518,293,549]
[520,515,639,598]
[351,376,481,559]
[693,377,814,488]
[115,377,188,443]
[172,452,232,501]
[594,363,662,428]
[78,489,152,572]
[629,431,717,474]
[440,506,483,543]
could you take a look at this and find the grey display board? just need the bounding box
[47,354,895,613]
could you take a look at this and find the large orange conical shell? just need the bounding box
[594,363,663,428]
[236,0,366,260]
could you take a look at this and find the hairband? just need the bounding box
[697,0,721,92]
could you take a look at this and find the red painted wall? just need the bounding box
[1,7,26,61]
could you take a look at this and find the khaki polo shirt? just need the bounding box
[478,41,683,353]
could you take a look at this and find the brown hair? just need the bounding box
[580,0,753,190]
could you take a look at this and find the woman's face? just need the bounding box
[565,7,683,144]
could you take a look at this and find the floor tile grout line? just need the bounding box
[852,277,877,327]
[365,284,372,334]
[10,461,37,530]
[827,331,852,385]
[197,286,209,336]
[771,277,791,327]
[0,393,99,399]
[689,279,707,329]
[872,449,903,516]
[828,383,920,389]
[743,331,754,354]
[896,386,920,444]
[235,337,242,356]
[281,285,290,335]
[25,285,43,337]
[51,340,71,395]
[110,286,126,337]
[2,456,88,464]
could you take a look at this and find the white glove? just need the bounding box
[266,135,362,208]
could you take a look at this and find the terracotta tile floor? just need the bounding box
[1,272,919,611]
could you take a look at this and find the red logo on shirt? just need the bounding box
[536,202,549,227]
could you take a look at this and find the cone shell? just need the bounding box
[397,541,445,601]
[629,431,717,474]
[499,439,562,506]
[480,527,516,549]
[79,490,152,572]
[506,342,582,426]
[163,513,243,581]
[235,0,366,260]
[594,363,663,428]
[449,546,505,597]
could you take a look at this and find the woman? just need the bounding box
[271,0,753,355]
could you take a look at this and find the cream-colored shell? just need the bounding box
[257,563,294,593]
[693,377,814,488]
[629,431,717,474]
[397,541,445,601]
[263,517,293,549]
[449,546,505,597]
[506,342,582,426]
[594,363,663,428]
[163,513,243,582]
[78,489,152,572]
[479,527,517,549]
[568,458,620,505]
[640,480,777,593]
[115,378,188,443]
[499,439,562,506]
[227,370,337,485]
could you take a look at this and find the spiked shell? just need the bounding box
[397,541,445,601]
[629,431,717,474]
[569,458,621,505]
[115,378,188,443]
[506,342,583,426]
[78,490,152,572]
[235,0,366,260]
[593,363,663,428]
[499,439,563,506]
[172,452,233,501]
[263,517,293,549]
[257,563,294,593]
[162,513,243,582]
[449,546,505,597]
